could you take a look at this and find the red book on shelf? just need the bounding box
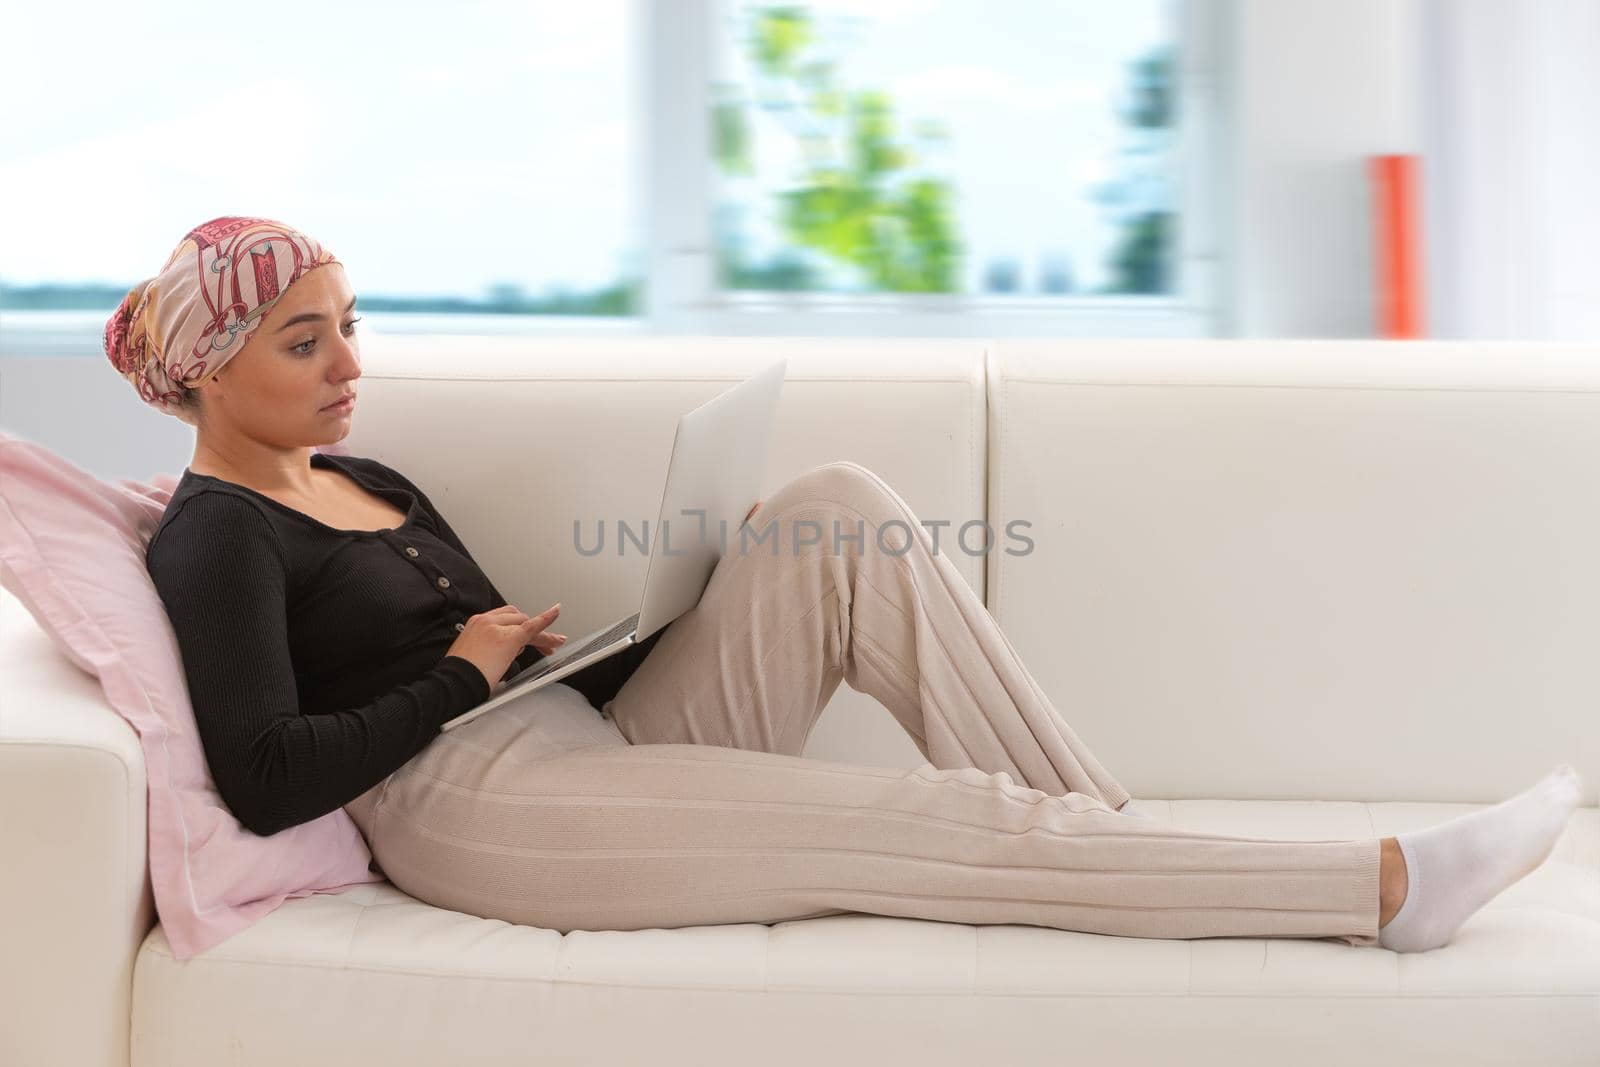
[1371,154,1426,339]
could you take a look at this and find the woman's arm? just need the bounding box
[148,493,490,837]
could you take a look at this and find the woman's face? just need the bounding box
[192,261,362,447]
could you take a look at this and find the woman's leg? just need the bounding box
[357,695,1381,944]
[604,461,1134,812]
[348,461,1381,946]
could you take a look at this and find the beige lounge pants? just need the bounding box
[345,461,1382,947]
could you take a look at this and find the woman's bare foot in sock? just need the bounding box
[1376,763,1584,952]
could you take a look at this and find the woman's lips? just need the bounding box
[322,395,355,412]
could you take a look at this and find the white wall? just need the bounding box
[1225,0,1598,341]
[1225,0,1422,337]
[1422,0,1600,341]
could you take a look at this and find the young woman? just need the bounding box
[119,217,1583,954]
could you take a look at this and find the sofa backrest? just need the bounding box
[988,340,1600,804]
[342,334,990,771]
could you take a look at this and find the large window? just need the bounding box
[0,0,640,354]
[710,0,1180,299]
[0,0,1214,355]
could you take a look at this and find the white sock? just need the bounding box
[1378,763,1584,953]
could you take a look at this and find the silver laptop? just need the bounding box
[440,357,788,731]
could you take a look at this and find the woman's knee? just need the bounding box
[781,460,895,513]
[745,462,918,560]
[816,459,883,489]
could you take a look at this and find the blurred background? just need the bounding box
[2,0,1597,477]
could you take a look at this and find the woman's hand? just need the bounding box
[445,603,568,694]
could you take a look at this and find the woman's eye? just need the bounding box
[292,317,362,355]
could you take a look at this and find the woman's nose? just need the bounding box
[333,332,361,377]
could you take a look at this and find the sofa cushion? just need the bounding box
[130,799,1599,1066]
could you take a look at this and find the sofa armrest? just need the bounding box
[1,588,154,1067]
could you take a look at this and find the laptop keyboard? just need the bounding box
[519,611,642,682]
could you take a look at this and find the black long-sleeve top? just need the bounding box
[145,450,659,837]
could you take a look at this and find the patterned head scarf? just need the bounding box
[104,216,339,424]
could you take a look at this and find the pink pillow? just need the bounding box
[0,431,379,960]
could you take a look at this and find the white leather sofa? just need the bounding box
[3,338,1597,1066]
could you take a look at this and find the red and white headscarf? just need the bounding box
[104,216,339,424]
